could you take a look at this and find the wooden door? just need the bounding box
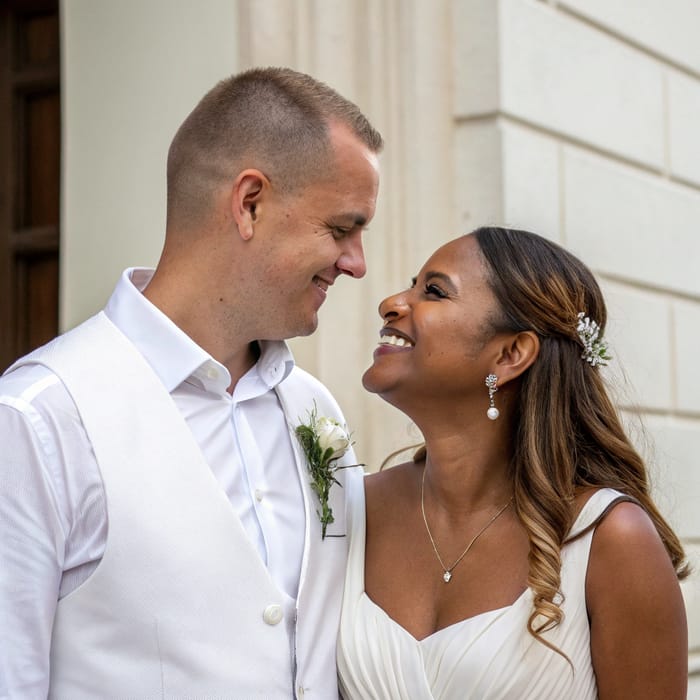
[0,0,60,371]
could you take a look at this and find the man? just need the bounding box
[0,67,382,699]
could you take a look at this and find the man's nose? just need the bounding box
[336,232,367,279]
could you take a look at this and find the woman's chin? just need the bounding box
[362,368,404,407]
[361,367,380,394]
[362,364,396,396]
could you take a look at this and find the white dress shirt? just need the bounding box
[0,268,305,698]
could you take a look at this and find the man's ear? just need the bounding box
[230,169,267,241]
[494,331,540,385]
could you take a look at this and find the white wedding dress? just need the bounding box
[338,486,627,699]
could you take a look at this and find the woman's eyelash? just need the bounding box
[409,278,447,297]
[424,283,446,298]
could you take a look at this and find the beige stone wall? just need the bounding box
[62,0,700,683]
[60,0,239,326]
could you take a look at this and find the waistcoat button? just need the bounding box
[263,604,283,625]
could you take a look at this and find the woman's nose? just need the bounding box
[379,291,409,322]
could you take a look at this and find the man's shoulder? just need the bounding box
[0,318,103,411]
[0,361,77,421]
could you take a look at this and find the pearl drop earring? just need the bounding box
[485,374,499,420]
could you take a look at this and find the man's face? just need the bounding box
[249,122,380,340]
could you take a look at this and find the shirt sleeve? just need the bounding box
[0,398,66,698]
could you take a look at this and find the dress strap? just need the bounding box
[564,488,640,545]
[343,474,368,599]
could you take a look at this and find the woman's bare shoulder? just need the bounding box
[592,498,662,553]
[364,460,422,517]
[587,498,679,611]
[586,500,687,698]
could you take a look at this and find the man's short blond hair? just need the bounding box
[166,66,383,230]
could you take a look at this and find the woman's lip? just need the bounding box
[373,344,412,358]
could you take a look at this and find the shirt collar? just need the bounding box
[256,340,295,389]
[104,268,294,395]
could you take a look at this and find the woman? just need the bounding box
[337,227,688,699]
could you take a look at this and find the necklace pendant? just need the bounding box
[443,571,452,583]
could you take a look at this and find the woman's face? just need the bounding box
[362,235,504,408]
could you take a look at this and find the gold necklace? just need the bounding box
[421,467,513,583]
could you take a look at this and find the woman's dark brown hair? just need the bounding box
[471,226,688,648]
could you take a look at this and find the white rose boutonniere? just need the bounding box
[316,416,351,459]
[295,406,360,539]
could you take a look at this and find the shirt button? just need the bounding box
[297,686,305,698]
[263,604,283,625]
[206,366,219,379]
[254,488,264,502]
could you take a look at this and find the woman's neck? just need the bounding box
[420,426,513,516]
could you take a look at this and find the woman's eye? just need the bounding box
[424,283,446,298]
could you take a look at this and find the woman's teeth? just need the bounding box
[379,335,413,348]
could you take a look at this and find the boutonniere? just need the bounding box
[295,405,360,539]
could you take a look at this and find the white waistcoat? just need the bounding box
[12,312,361,700]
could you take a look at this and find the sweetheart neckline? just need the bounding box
[360,588,530,644]
[352,489,622,645]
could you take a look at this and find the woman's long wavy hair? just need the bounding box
[457,227,687,650]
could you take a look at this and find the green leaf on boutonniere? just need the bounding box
[296,404,360,539]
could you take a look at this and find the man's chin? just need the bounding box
[288,315,319,339]
[300,319,319,337]
[258,316,318,342]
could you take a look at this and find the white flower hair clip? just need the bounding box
[576,312,612,367]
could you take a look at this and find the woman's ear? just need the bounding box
[230,169,267,241]
[495,331,540,385]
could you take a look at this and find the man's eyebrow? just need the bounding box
[332,212,368,227]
